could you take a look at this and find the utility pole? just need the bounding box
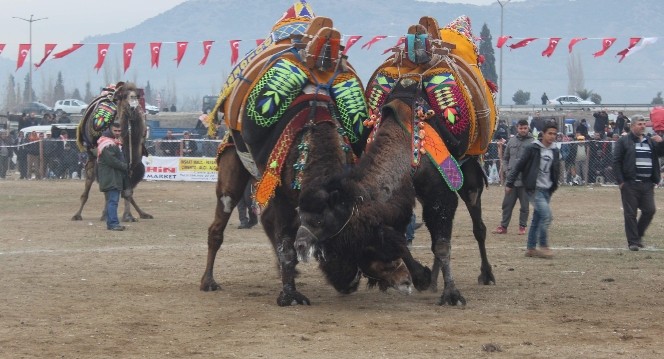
[497,0,510,106]
[13,14,48,104]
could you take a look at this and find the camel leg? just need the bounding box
[128,195,153,220]
[121,195,138,222]
[200,149,252,292]
[261,193,311,306]
[72,159,97,221]
[419,184,466,306]
[458,158,495,285]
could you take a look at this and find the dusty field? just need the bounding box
[1,179,663,358]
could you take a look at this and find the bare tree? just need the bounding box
[3,75,18,113]
[567,53,584,95]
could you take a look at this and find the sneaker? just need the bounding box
[492,226,507,234]
[518,226,527,235]
[525,248,539,257]
[628,244,639,251]
[108,225,126,231]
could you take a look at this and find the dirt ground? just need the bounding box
[1,178,663,358]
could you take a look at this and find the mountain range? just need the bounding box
[1,0,662,110]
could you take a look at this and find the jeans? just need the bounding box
[405,212,416,242]
[105,190,121,229]
[527,189,552,249]
[620,181,656,246]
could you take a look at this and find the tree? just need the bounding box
[590,93,602,105]
[144,81,153,105]
[576,89,593,100]
[652,92,663,105]
[84,82,93,103]
[54,72,65,102]
[4,75,17,113]
[71,88,82,100]
[478,23,497,84]
[512,90,530,105]
[567,53,584,95]
[23,74,36,103]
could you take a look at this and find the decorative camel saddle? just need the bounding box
[76,82,128,152]
[365,15,498,191]
[207,1,369,207]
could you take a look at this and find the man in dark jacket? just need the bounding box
[493,119,534,235]
[96,123,128,231]
[506,120,560,258]
[613,115,664,251]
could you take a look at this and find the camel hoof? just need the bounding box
[140,214,154,219]
[71,215,82,221]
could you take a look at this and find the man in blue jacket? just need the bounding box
[506,120,560,258]
[613,115,664,251]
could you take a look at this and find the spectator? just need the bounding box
[593,110,609,139]
[541,92,549,105]
[493,119,509,141]
[573,134,588,185]
[18,113,33,130]
[160,130,178,156]
[57,112,72,124]
[170,104,177,112]
[588,132,610,184]
[26,131,42,179]
[0,129,11,179]
[181,131,198,157]
[237,182,258,229]
[613,115,664,251]
[15,131,28,179]
[576,119,590,139]
[493,119,534,235]
[96,123,128,231]
[505,120,560,259]
[615,111,629,135]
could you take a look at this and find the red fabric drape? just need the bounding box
[361,35,387,50]
[150,42,162,68]
[199,40,214,65]
[508,38,537,50]
[593,38,616,57]
[34,44,57,68]
[174,41,188,67]
[16,44,31,70]
[123,43,136,73]
[541,37,561,57]
[94,43,110,72]
[52,44,83,59]
[342,35,362,55]
[229,40,241,66]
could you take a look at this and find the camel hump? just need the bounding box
[407,24,427,35]
[418,16,441,40]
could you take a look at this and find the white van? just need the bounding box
[20,124,79,138]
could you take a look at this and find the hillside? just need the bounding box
[1,0,662,109]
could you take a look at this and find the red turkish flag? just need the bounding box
[593,37,616,57]
[199,40,214,65]
[496,35,512,48]
[508,38,537,50]
[174,41,188,67]
[93,43,110,72]
[383,36,405,55]
[567,37,587,53]
[52,44,83,59]
[342,35,362,55]
[34,44,57,68]
[229,40,241,65]
[361,35,387,50]
[16,44,31,70]
[0,44,6,56]
[123,43,135,73]
[541,38,561,57]
[616,37,642,63]
[150,42,162,68]
[255,39,265,47]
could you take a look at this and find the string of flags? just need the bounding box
[0,34,659,73]
[497,36,659,62]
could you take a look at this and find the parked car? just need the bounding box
[550,95,594,110]
[145,103,159,115]
[54,99,88,115]
[21,102,54,115]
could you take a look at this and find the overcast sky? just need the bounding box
[0,0,503,61]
